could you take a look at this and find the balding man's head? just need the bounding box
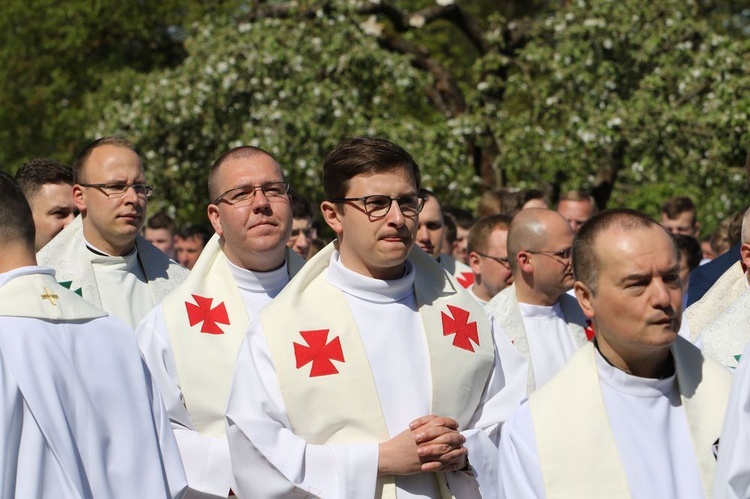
[507,209,575,305]
[507,209,572,274]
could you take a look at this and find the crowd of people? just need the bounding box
[3,134,750,498]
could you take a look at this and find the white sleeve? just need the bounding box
[497,403,546,499]
[136,305,232,497]
[226,320,379,499]
[714,342,750,498]
[459,315,529,498]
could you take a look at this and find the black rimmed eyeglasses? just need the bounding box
[330,194,426,218]
[212,182,290,208]
[79,182,153,198]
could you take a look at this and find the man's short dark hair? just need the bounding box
[147,211,177,236]
[661,196,696,224]
[558,190,599,212]
[207,145,280,202]
[0,172,35,249]
[573,208,676,294]
[15,158,73,199]
[322,137,421,201]
[291,192,315,221]
[672,234,702,271]
[72,136,139,184]
[467,214,512,255]
[178,224,212,246]
[444,207,475,231]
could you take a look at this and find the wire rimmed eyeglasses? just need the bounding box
[476,252,511,267]
[212,182,290,208]
[79,182,153,198]
[526,247,573,262]
[330,194,426,218]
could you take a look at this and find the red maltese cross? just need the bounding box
[441,305,480,352]
[185,294,230,335]
[294,329,345,377]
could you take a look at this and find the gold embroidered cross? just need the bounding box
[41,287,59,306]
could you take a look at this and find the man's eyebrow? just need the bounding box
[619,273,650,285]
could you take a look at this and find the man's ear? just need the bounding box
[574,280,595,320]
[468,251,482,275]
[517,251,532,273]
[321,201,343,236]
[207,204,223,237]
[73,185,86,213]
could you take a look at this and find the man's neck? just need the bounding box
[515,282,560,307]
[471,283,492,303]
[595,338,674,379]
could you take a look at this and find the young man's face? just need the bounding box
[287,216,314,259]
[175,235,205,270]
[74,145,147,255]
[145,227,175,258]
[451,226,470,264]
[660,211,698,237]
[28,182,76,251]
[557,199,594,233]
[322,169,419,280]
[207,154,292,270]
[415,195,445,258]
[469,227,513,301]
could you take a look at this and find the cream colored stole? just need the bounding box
[529,338,731,498]
[261,243,494,499]
[163,235,304,437]
[686,261,747,341]
[486,285,589,394]
[0,271,106,321]
[37,215,188,308]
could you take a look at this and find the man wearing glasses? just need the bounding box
[226,136,525,498]
[486,208,590,394]
[466,214,514,305]
[37,136,187,330]
[135,146,305,497]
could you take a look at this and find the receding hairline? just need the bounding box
[208,146,281,201]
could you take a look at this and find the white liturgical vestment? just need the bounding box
[225,244,527,499]
[0,266,187,498]
[485,284,590,393]
[136,235,304,497]
[498,338,731,499]
[714,339,750,498]
[37,215,188,328]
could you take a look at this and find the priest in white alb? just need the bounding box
[485,208,591,394]
[498,209,731,498]
[135,146,304,497]
[225,136,527,498]
[0,171,187,498]
[37,136,187,330]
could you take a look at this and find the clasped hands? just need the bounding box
[378,415,468,476]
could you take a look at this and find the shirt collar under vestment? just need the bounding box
[226,257,289,298]
[594,346,676,398]
[326,251,415,304]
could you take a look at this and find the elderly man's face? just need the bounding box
[580,225,682,367]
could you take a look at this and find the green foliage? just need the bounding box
[90,8,479,224]
[474,0,750,231]
[0,0,241,171]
